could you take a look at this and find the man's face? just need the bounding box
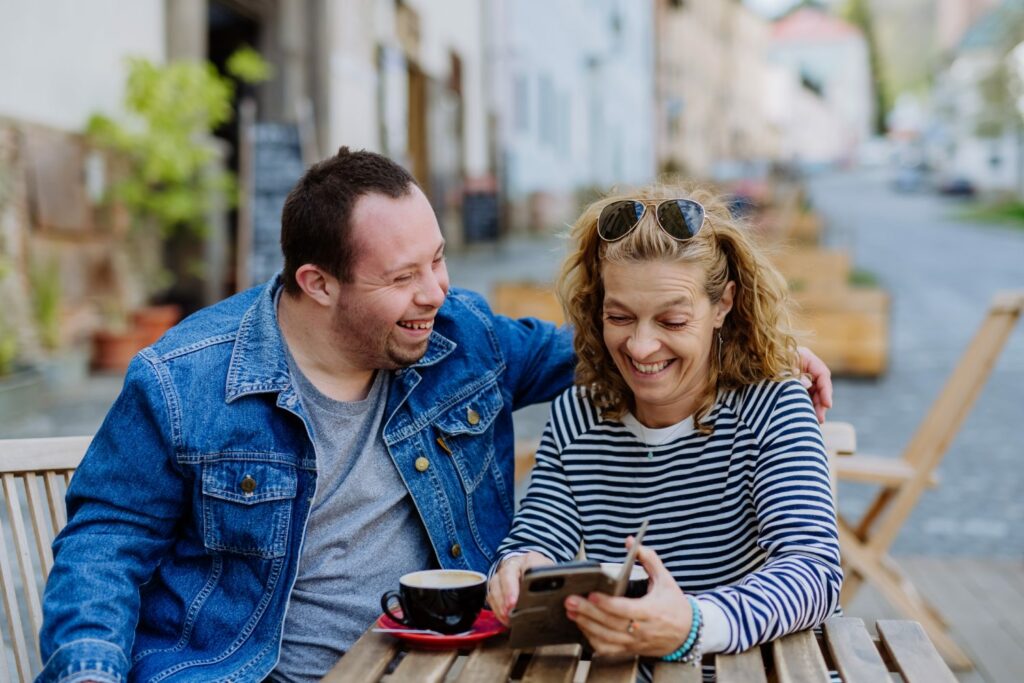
[332,187,449,371]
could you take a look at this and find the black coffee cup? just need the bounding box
[380,569,487,634]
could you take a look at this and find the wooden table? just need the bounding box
[321,616,957,682]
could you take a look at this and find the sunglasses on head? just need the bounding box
[597,199,707,242]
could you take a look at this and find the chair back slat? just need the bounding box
[0,628,12,683]
[43,473,67,537]
[22,473,55,580]
[902,292,1023,474]
[0,516,33,682]
[0,436,89,681]
[871,293,1023,555]
[2,475,44,645]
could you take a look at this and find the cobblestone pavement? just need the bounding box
[3,169,1021,558]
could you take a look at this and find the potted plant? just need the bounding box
[85,47,270,366]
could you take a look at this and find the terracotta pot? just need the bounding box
[92,329,145,372]
[132,304,182,347]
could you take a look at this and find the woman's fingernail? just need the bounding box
[566,597,578,609]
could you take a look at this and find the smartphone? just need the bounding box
[507,520,648,648]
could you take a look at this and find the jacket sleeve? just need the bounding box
[37,353,186,683]
[457,289,576,409]
[493,415,583,567]
[696,381,843,653]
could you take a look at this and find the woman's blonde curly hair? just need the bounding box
[555,182,800,432]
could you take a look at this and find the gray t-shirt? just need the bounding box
[270,357,434,683]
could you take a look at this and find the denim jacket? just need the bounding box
[38,278,574,683]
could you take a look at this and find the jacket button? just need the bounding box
[240,475,257,494]
[450,543,462,558]
[415,457,430,472]
[467,408,480,425]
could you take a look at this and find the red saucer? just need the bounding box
[375,609,506,650]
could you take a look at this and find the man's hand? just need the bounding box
[488,551,554,624]
[797,346,832,423]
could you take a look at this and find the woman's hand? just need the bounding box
[488,551,554,625]
[565,541,693,657]
[797,345,833,423]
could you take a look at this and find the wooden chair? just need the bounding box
[834,290,1024,669]
[0,436,89,682]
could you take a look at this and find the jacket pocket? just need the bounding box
[201,460,297,558]
[434,382,503,492]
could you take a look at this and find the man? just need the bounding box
[38,148,831,682]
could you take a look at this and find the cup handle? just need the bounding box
[381,590,411,626]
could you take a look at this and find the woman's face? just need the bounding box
[601,259,733,428]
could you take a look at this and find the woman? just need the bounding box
[488,185,841,666]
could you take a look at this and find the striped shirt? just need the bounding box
[496,378,842,654]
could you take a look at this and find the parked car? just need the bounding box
[937,176,976,197]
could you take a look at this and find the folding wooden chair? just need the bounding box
[0,436,90,682]
[834,290,1024,669]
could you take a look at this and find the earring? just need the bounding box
[717,330,723,367]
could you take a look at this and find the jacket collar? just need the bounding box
[225,276,456,402]
[225,277,291,403]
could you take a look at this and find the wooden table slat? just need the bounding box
[823,617,890,683]
[773,629,830,682]
[387,649,460,683]
[587,654,639,683]
[453,636,519,682]
[319,630,397,683]
[520,643,582,683]
[651,660,704,682]
[715,648,769,683]
[877,620,958,683]
[323,619,960,682]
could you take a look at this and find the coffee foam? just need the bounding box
[401,569,486,589]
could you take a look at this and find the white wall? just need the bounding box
[765,64,849,166]
[768,24,873,153]
[497,0,655,198]
[0,0,165,131]
[320,0,381,155]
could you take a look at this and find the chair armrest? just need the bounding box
[822,421,857,456]
[834,454,939,488]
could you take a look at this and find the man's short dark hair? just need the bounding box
[280,147,418,294]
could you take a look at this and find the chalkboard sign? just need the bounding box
[462,191,499,243]
[249,123,305,285]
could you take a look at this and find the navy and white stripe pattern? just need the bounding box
[496,378,842,653]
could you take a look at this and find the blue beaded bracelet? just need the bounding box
[662,595,702,663]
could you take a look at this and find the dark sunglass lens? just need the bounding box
[657,200,705,239]
[599,201,645,240]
